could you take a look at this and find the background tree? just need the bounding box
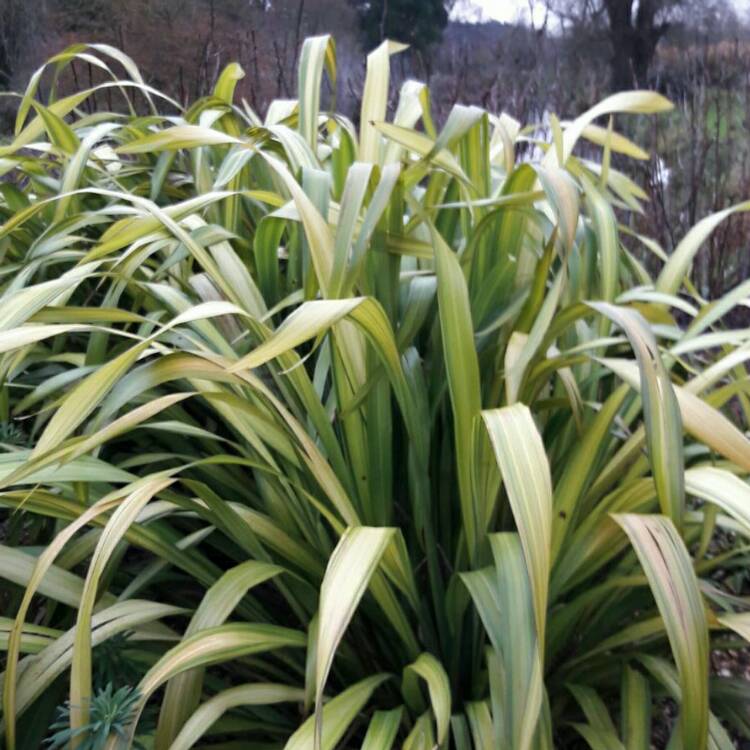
[604,0,676,89]
[0,0,42,89]
[349,0,449,55]
[545,0,732,90]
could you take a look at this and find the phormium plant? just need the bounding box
[1,36,750,750]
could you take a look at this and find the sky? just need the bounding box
[456,0,750,24]
[455,0,545,24]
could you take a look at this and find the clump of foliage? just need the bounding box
[1,35,750,750]
[349,0,448,53]
[46,685,143,750]
[0,421,26,447]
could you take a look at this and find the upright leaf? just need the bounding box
[614,514,709,750]
[314,527,395,750]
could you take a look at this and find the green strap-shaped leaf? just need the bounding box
[568,685,625,750]
[12,601,185,728]
[639,655,734,750]
[403,710,436,750]
[684,467,750,537]
[0,262,97,330]
[460,568,503,652]
[168,683,304,750]
[30,100,80,154]
[329,162,374,297]
[70,476,176,733]
[591,304,685,529]
[359,40,407,164]
[504,270,565,404]
[572,723,626,750]
[117,124,240,153]
[375,121,469,183]
[490,533,544,750]
[260,152,336,295]
[298,35,336,150]
[346,162,401,290]
[536,166,579,252]
[614,514,709,750]
[543,90,672,167]
[314,527,395,750]
[155,560,284,748]
[583,177,619,306]
[657,200,750,295]
[107,624,306,750]
[286,674,390,750]
[432,221,482,562]
[2,487,130,748]
[621,665,651,750]
[601,358,750,473]
[361,708,403,750]
[0,323,87,353]
[56,122,122,220]
[213,61,245,104]
[402,653,451,745]
[551,384,629,565]
[229,298,364,373]
[465,701,494,750]
[32,301,244,459]
[482,404,552,647]
[0,392,191,490]
[569,684,619,737]
[717,612,750,642]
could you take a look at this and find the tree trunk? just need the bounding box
[603,0,669,90]
[0,0,30,87]
[604,0,636,90]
